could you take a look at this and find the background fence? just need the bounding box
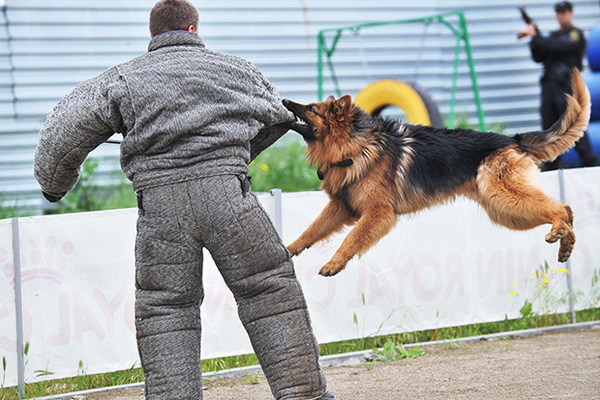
[1,167,599,391]
[1,0,600,210]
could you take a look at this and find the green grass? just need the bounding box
[248,140,321,192]
[319,307,599,357]
[2,307,597,399]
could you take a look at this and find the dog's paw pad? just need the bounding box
[545,230,564,244]
[557,234,575,263]
[558,245,573,262]
[558,251,572,263]
[319,262,344,277]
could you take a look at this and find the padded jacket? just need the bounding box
[34,31,294,196]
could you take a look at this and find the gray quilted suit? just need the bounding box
[34,31,327,400]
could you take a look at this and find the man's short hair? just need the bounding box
[150,0,199,37]
[554,1,573,12]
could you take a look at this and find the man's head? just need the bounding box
[554,1,574,28]
[149,0,199,37]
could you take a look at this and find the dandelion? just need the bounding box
[509,291,516,295]
[543,278,549,283]
[512,283,518,287]
[255,162,270,173]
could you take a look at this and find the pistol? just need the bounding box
[518,6,539,38]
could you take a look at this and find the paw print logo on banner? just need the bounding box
[3,235,74,290]
[1,247,13,282]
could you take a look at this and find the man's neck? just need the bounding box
[557,23,574,33]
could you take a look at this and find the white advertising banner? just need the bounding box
[0,167,599,387]
[1,210,139,387]
[0,218,18,386]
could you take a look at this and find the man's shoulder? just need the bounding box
[207,48,260,70]
[550,25,585,41]
[116,45,259,74]
[568,26,585,41]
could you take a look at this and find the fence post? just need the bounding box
[558,169,577,324]
[270,189,283,238]
[11,217,26,399]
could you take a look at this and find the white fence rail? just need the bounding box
[1,167,599,391]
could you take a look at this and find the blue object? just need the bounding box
[584,73,600,121]
[586,24,600,72]
[562,120,600,168]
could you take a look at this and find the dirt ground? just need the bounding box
[69,328,600,400]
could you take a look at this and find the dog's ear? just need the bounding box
[326,95,336,102]
[333,95,352,120]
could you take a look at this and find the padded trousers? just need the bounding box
[134,175,327,399]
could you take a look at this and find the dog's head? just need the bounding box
[282,95,355,143]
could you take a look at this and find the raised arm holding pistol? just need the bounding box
[518,6,539,39]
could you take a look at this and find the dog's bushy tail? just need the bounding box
[515,68,591,163]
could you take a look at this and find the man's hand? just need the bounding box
[42,192,65,203]
[518,23,537,39]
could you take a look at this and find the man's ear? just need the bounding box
[187,24,198,33]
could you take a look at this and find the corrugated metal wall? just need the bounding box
[1,0,599,211]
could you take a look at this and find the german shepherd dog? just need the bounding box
[282,69,590,277]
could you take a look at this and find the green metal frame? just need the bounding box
[317,11,486,131]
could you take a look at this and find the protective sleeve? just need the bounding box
[249,71,295,161]
[34,67,127,199]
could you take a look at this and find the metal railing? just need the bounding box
[316,11,487,131]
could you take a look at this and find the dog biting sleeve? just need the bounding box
[250,71,295,160]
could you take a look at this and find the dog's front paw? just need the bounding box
[286,241,306,257]
[319,261,346,277]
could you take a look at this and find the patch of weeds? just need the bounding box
[365,363,376,371]
[1,356,6,393]
[243,370,261,385]
[370,341,423,364]
[443,341,461,351]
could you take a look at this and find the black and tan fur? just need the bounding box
[282,69,590,277]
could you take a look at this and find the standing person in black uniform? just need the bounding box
[520,1,598,170]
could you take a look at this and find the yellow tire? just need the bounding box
[354,79,443,127]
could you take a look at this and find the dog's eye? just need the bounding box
[308,106,315,113]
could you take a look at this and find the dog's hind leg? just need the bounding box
[319,205,397,276]
[287,198,357,257]
[544,204,575,262]
[476,147,575,263]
